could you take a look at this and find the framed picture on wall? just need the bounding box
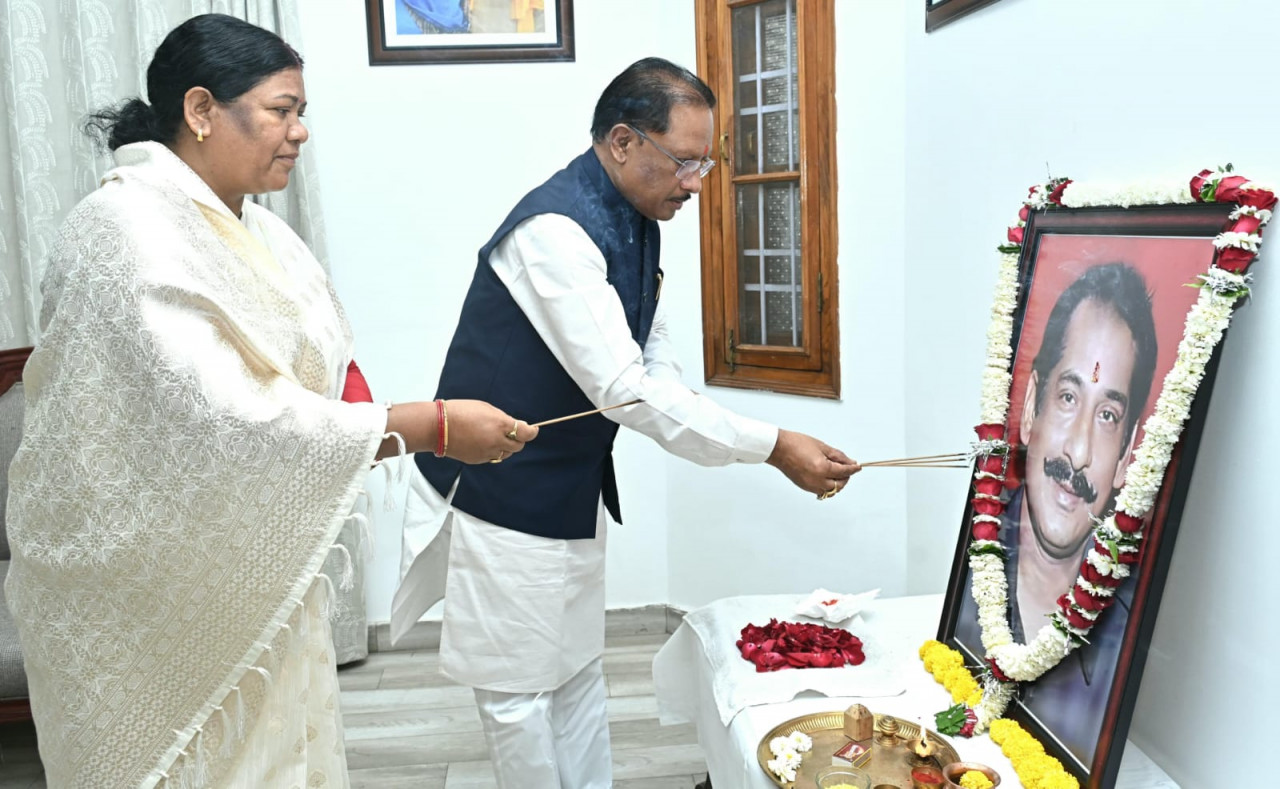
[935,170,1275,786]
[366,0,574,65]
[925,0,1004,32]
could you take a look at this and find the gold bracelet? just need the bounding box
[440,400,449,458]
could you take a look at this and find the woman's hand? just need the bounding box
[442,399,538,465]
[378,400,537,462]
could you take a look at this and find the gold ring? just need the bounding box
[506,421,519,441]
[489,451,506,464]
[817,485,839,501]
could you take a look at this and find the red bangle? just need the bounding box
[434,399,446,457]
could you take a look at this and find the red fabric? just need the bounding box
[341,360,374,403]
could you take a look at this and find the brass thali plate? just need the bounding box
[756,711,959,788]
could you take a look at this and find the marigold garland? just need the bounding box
[918,640,982,707]
[989,718,1081,789]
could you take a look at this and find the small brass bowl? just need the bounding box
[815,766,872,789]
[909,763,946,788]
[941,761,1001,788]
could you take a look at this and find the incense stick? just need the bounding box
[860,462,969,469]
[861,452,968,467]
[531,399,644,428]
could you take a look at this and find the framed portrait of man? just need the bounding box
[938,201,1238,786]
[366,0,574,65]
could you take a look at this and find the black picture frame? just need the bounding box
[937,202,1236,787]
[366,0,575,65]
[925,0,1004,32]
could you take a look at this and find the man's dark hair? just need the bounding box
[590,57,716,143]
[1030,262,1158,442]
[84,13,303,151]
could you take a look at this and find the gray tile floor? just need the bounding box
[0,632,707,788]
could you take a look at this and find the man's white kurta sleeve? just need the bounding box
[490,213,778,466]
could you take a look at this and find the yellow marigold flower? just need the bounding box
[958,771,994,789]
[1035,772,1080,789]
[1005,740,1044,762]
[965,688,983,706]
[988,718,1017,744]
[919,640,942,659]
[1015,754,1054,785]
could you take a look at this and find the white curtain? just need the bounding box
[0,0,367,663]
[0,0,329,350]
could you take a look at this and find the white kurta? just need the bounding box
[393,214,777,693]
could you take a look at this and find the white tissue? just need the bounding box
[794,588,880,624]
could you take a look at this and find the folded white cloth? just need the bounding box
[679,594,906,726]
[794,588,880,624]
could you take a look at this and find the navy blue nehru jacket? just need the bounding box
[416,149,663,541]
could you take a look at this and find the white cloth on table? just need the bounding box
[391,213,778,694]
[474,657,612,789]
[794,587,881,623]
[653,593,1180,789]
[656,594,906,728]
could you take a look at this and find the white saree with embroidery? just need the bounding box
[4,142,385,788]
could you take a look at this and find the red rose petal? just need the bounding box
[1215,175,1250,202]
[1114,512,1143,534]
[1191,168,1213,200]
[972,522,999,542]
[737,620,868,672]
[1216,246,1255,273]
[974,423,1006,441]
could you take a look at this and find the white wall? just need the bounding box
[899,0,1277,785]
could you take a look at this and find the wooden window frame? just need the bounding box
[695,0,839,400]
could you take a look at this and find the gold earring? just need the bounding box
[197,129,204,143]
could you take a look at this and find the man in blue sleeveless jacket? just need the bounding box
[393,58,861,788]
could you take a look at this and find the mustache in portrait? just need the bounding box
[1042,456,1098,504]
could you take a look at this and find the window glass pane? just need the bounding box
[737,181,802,348]
[731,0,796,176]
[765,291,798,347]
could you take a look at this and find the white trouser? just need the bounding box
[473,657,612,789]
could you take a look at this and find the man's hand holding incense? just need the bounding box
[766,429,861,500]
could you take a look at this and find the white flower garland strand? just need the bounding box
[977,251,1022,426]
[963,173,1266,732]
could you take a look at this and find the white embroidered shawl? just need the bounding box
[4,143,385,787]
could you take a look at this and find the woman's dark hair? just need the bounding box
[590,57,716,143]
[84,13,303,151]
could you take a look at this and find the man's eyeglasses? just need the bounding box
[626,124,716,180]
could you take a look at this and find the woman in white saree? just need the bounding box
[3,14,537,788]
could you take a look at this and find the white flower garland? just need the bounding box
[963,170,1268,732]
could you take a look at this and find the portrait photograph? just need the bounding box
[941,202,1237,784]
[366,0,574,64]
